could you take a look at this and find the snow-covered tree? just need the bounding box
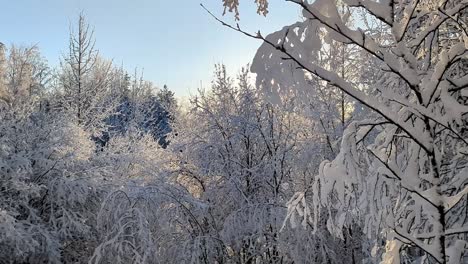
[221,0,468,263]
[163,64,358,263]
[104,71,177,148]
[0,91,102,263]
[57,13,117,136]
[0,44,50,104]
[0,10,177,264]
[0,42,7,103]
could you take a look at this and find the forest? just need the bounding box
[0,0,467,263]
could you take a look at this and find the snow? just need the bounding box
[1,0,467,263]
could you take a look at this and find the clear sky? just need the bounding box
[0,0,300,97]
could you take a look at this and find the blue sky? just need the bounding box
[0,0,300,96]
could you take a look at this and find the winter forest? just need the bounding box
[1,0,467,263]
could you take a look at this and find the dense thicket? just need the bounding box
[1,0,468,263]
[222,0,468,263]
[0,15,176,263]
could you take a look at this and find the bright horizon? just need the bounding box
[0,0,300,97]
